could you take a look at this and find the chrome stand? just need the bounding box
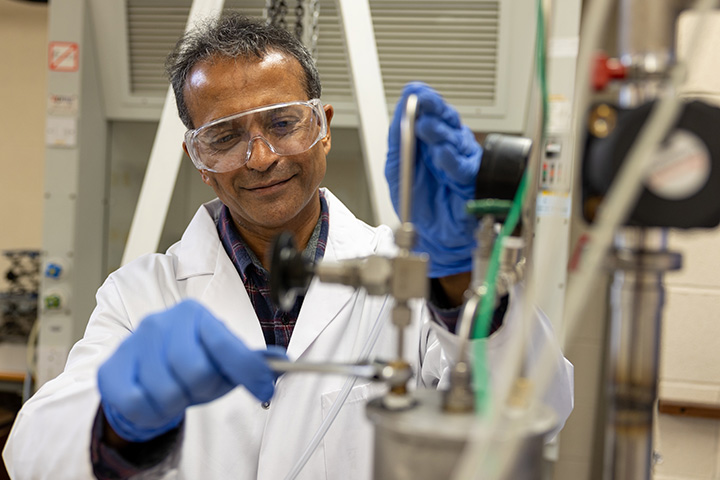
[603,227,681,480]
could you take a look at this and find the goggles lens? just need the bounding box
[185,99,327,173]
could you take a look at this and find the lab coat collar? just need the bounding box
[169,198,266,348]
[169,189,392,357]
[172,198,225,279]
[173,189,379,277]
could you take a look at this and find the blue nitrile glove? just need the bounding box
[97,299,286,443]
[385,82,482,278]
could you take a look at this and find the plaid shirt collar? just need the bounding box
[217,190,329,282]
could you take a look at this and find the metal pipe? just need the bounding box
[471,215,496,293]
[603,227,681,480]
[619,0,676,58]
[399,94,418,227]
[386,93,421,398]
[267,358,413,384]
[618,0,676,106]
[455,294,481,366]
[396,318,405,363]
[452,215,496,369]
[601,4,689,477]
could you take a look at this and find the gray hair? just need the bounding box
[166,13,322,129]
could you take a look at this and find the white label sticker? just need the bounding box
[536,191,571,218]
[549,37,579,58]
[45,116,77,147]
[48,42,79,72]
[48,94,79,115]
[548,98,572,133]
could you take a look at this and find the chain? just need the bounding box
[264,0,273,24]
[266,0,320,61]
[295,0,304,40]
[265,0,288,29]
[279,0,288,29]
[309,0,320,60]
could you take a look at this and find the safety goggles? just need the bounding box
[184,98,328,173]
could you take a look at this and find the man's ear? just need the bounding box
[199,171,211,185]
[322,104,334,154]
[184,142,211,185]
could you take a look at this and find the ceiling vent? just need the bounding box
[89,0,536,132]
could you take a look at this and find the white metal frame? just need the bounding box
[120,0,226,266]
[335,0,397,227]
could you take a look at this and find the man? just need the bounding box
[3,14,573,479]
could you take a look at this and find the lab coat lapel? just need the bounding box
[285,189,382,360]
[176,202,267,350]
[200,247,267,350]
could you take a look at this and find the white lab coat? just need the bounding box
[3,189,573,480]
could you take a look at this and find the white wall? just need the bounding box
[0,0,47,267]
[0,0,48,373]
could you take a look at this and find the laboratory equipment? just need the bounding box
[0,250,40,341]
[577,1,720,479]
[265,358,412,385]
[269,93,548,479]
[366,391,555,480]
[271,95,429,400]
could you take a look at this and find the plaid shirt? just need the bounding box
[216,191,329,348]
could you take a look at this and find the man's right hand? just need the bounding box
[97,299,281,443]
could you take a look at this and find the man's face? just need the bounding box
[182,52,333,237]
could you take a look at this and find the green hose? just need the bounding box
[472,0,547,414]
[472,173,528,413]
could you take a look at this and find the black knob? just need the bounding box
[269,232,315,312]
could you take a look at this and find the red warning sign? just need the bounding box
[48,42,79,72]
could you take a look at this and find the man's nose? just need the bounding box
[244,136,277,172]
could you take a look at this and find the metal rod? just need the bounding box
[396,322,405,363]
[618,0,675,106]
[455,294,481,365]
[604,227,681,480]
[399,94,419,226]
[266,358,412,384]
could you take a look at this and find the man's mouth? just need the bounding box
[247,177,291,191]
